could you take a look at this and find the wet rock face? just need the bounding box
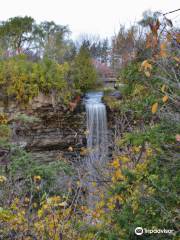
[12,102,87,163]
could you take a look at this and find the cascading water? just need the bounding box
[84,92,108,207]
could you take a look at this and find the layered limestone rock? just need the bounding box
[2,93,87,163]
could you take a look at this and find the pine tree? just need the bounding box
[72,45,97,92]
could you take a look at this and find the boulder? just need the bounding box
[109,91,122,100]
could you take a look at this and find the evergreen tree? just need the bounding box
[72,45,97,92]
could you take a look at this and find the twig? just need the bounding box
[163,8,180,16]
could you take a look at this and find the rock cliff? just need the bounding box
[2,93,87,164]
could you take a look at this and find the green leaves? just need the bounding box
[71,45,97,92]
[0,16,34,52]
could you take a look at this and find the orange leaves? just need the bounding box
[151,95,168,114]
[161,85,169,102]
[141,60,152,70]
[146,33,152,49]
[160,42,168,58]
[149,20,160,49]
[151,102,158,114]
[162,95,169,103]
[145,20,160,50]
[150,20,160,36]
[175,33,180,44]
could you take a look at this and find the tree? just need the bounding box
[0,16,35,54]
[101,38,109,63]
[39,21,70,62]
[72,45,97,92]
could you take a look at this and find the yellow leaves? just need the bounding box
[141,60,152,77]
[47,196,61,205]
[1,192,76,239]
[132,146,141,153]
[132,84,146,97]
[173,56,180,63]
[107,195,124,211]
[33,175,41,182]
[0,208,13,222]
[135,162,148,173]
[151,88,168,115]
[10,198,19,210]
[151,102,158,114]
[80,147,90,156]
[144,71,151,77]
[147,187,155,195]
[92,181,97,187]
[58,201,68,207]
[166,32,172,42]
[114,170,123,179]
[0,114,8,124]
[146,148,153,157]
[0,175,7,183]
[120,155,130,163]
[162,95,169,103]
[76,180,82,187]
[112,170,124,182]
[161,84,167,93]
[37,209,44,218]
[141,60,152,70]
[24,197,30,204]
[111,159,120,168]
[32,202,37,208]
[97,200,105,208]
[132,201,139,213]
[107,197,115,210]
[34,221,44,232]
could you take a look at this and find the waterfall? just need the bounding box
[85,92,108,207]
[85,92,108,169]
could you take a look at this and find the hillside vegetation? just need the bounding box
[0,11,179,240]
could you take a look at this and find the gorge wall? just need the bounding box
[2,94,87,164]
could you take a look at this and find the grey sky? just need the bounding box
[1,0,180,39]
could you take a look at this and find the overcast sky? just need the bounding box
[1,0,180,39]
